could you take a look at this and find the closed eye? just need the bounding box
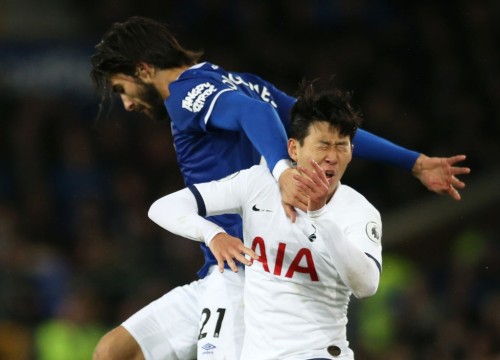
[316,141,351,152]
[112,84,124,94]
[335,144,350,152]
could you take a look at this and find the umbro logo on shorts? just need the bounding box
[252,204,273,212]
[201,343,216,350]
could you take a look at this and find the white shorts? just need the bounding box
[122,266,245,360]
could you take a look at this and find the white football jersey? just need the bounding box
[193,165,382,359]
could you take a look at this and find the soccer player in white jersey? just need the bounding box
[90,16,469,360]
[149,79,381,359]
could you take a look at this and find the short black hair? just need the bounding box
[90,16,203,120]
[289,78,362,145]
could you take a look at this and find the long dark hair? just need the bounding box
[90,16,203,121]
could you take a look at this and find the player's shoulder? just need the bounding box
[166,63,229,123]
[216,164,272,182]
[177,62,228,82]
[336,184,380,216]
[241,164,274,181]
[231,165,274,193]
[177,62,269,89]
[212,165,274,202]
[170,63,219,90]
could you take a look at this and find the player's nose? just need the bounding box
[121,95,135,112]
[325,149,338,164]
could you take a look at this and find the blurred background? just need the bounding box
[0,0,499,359]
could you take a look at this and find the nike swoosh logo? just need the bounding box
[252,204,273,212]
[308,224,317,242]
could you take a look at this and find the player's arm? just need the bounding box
[353,130,470,200]
[311,207,381,299]
[148,184,258,272]
[209,91,308,215]
[295,160,380,298]
[309,208,381,300]
[277,79,469,201]
[209,91,289,176]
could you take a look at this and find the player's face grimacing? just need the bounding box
[109,74,168,121]
[289,121,353,193]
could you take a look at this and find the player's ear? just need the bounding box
[135,62,156,81]
[288,138,299,162]
[346,143,353,165]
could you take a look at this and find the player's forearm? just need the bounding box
[148,188,225,246]
[353,129,420,172]
[239,101,290,175]
[308,208,380,298]
[211,92,290,176]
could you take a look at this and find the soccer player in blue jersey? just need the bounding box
[90,16,470,360]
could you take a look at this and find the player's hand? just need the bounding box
[294,159,330,212]
[209,233,259,273]
[278,168,308,222]
[412,154,470,201]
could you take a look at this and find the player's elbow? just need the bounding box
[148,199,163,224]
[352,281,378,299]
[349,268,380,299]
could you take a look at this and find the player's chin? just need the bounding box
[327,177,340,190]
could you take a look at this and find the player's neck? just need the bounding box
[326,182,340,204]
[156,66,190,99]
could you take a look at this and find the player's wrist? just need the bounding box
[411,154,427,176]
[205,228,227,247]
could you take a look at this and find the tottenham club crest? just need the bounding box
[365,222,381,243]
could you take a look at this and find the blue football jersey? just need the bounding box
[165,62,296,277]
